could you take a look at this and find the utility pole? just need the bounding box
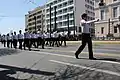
[42,14,44,33]
[50,5,52,38]
[50,5,52,46]
[34,16,37,33]
[108,18,110,35]
[67,13,70,37]
[73,11,76,37]
[54,6,57,31]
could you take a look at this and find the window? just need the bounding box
[113,7,118,18]
[114,26,117,33]
[101,27,104,34]
[100,10,105,20]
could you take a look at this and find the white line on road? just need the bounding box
[50,60,120,77]
[33,51,120,65]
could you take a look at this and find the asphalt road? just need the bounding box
[0,43,120,80]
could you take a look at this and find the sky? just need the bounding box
[0,0,46,35]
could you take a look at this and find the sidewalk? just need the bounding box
[66,40,120,44]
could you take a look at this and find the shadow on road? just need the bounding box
[96,57,120,62]
[0,64,55,80]
[0,48,19,57]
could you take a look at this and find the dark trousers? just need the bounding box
[3,40,6,47]
[24,39,31,50]
[75,33,93,58]
[31,38,37,48]
[13,39,17,49]
[61,37,66,46]
[7,40,10,48]
[10,40,13,48]
[18,39,23,50]
[37,37,42,47]
[52,38,59,47]
[41,38,45,49]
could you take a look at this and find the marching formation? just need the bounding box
[0,29,67,51]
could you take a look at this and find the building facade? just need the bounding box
[25,5,46,32]
[95,0,120,39]
[45,0,95,35]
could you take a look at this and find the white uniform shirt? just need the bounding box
[31,34,38,39]
[80,19,98,33]
[7,36,11,40]
[18,34,23,39]
[3,36,7,41]
[54,32,59,38]
[10,35,13,41]
[37,33,42,38]
[46,33,50,38]
[42,33,47,39]
[31,34,34,39]
[13,35,18,40]
[51,33,55,38]
[24,32,31,39]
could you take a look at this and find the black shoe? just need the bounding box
[89,57,97,60]
[75,53,79,59]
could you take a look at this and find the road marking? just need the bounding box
[50,60,120,77]
[40,49,120,57]
[33,51,120,65]
[35,51,75,58]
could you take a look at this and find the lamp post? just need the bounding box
[54,6,57,31]
[67,13,70,37]
[73,11,76,37]
[49,5,52,46]
[34,16,37,33]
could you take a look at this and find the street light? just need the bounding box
[34,16,37,33]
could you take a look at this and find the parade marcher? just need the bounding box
[24,29,31,51]
[10,33,13,48]
[52,31,59,47]
[34,32,38,48]
[3,35,6,47]
[60,31,66,46]
[37,31,42,48]
[13,32,18,49]
[1,35,4,44]
[45,32,50,46]
[18,30,23,50]
[75,13,99,60]
[31,31,37,48]
[51,32,55,47]
[6,34,10,48]
[41,31,46,49]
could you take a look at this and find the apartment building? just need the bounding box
[45,0,95,35]
[95,0,120,38]
[25,5,46,32]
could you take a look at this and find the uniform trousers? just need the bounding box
[60,36,66,46]
[75,33,93,58]
[10,40,13,48]
[18,39,23,50]
[31,38,37,48]
[37,37,42,47]
[24,38,31,50]
[3,40,6,47]
[7,40,10,48]
[13,39,17,49]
